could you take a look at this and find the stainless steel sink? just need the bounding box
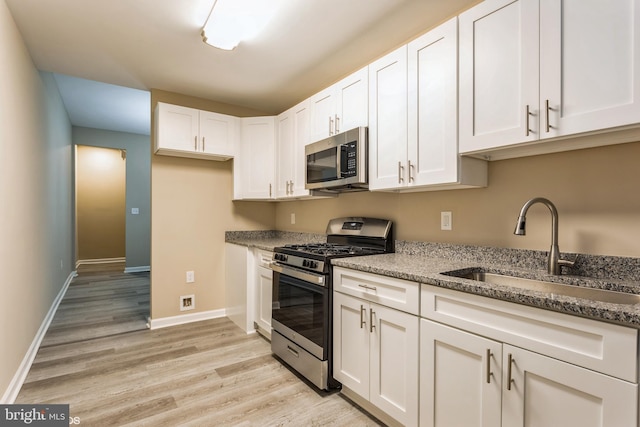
[445,271,640,305]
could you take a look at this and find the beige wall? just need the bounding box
[150,90,276,320]
[0,0,74,400]
[275,141,640,258]
[76,145,126,260]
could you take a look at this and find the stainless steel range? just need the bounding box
[270,217,393,390]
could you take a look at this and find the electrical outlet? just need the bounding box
[180,295,195,311]
[186,270,195,283]
[441,211,452,231]
[291,213,296,224]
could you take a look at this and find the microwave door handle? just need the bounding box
[335,146,342,179]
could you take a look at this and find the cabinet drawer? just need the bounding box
[334,267,419,315]
[421,284,638,382]
[254,249,273,268]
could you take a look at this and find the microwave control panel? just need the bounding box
[340,142,358,177]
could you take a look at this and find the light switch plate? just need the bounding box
[186,271,195,283]
[131,208,139,215]
[441,211,452,231]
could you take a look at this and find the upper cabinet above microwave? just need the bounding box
[459,0,640,159]
[308,67,369,143]
[368,18,487,192]
[154,102,239,161]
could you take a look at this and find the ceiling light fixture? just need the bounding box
[201,0,284,50]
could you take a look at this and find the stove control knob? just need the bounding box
[302,259,310,267]
[275,254,287,262]
[308,261,318,269]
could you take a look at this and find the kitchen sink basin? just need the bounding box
[443,270,640,305]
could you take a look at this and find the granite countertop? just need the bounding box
[225,231,640,328]
[225,230,325,252]
[332,252,640,329]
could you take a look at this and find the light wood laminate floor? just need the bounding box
[16,271,383,426]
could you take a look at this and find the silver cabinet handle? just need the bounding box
[398,162,404,184]
[486,349,492,384]
[269,183,272,197]
[545,99,551,133]
[335,114,340,133]
[358,284,377,292]
[360,305,366,329]
[369,308,376,333]
[194,135,198,151]
[287,345,300,358]
[329,116,334,135]
[507,353,515,391]
[526,105,533,136]
[408,160,414,182]
[202,136,205,151]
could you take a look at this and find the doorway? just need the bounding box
[75,145,126,272]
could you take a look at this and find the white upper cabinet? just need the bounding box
[276,100,311,199]
[539,0,640,138]
[460,0,640,156]
[370,20,487,192]
[155,102,239,160]
[368,45,409,190]
[234,116,276,200]
[309,67,368,143]
[458,0,539,153]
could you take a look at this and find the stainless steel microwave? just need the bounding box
[305,127,368,192]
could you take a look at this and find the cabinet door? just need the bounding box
[370,302,419,427]
[309,86,336,142]
[200,110,238,158]
[420,319,502,427]
[408,17,458,187]
[290,100,311,197]
[540,0,640,138]
[335,67,368,133]
[459,0,539,153]
[255,265,273,335]
[333,292,370,399]
[368,45,408,190]
[276,109,294,198]
[239,117,275,199]
[502,345,638,427]
[156,103,199,152]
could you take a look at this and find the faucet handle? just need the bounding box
[558,255,577,271]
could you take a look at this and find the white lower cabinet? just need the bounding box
[333,267,419,427]
[253,249,273,339]
[420,319,502,427]
[502,344,637,427]
[420,285,639,427]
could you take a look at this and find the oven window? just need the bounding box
[272,274,326,349]
[306,148,337,184]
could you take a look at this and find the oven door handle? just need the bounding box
[269,263,325,286]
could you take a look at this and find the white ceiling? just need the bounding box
[6,0,477,134]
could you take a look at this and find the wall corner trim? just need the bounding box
[148,309,227,330]
[1,271,77,404]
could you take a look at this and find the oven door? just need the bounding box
[271,264,328,360]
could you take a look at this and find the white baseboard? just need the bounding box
[148,309,227,330]
[75,257,125,268]
[124,265,150,273]
[1,270,76,404]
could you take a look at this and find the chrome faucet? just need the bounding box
[514,197,574,275]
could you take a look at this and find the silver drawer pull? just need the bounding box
[287,346,299,358]
[358,284,377,292]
